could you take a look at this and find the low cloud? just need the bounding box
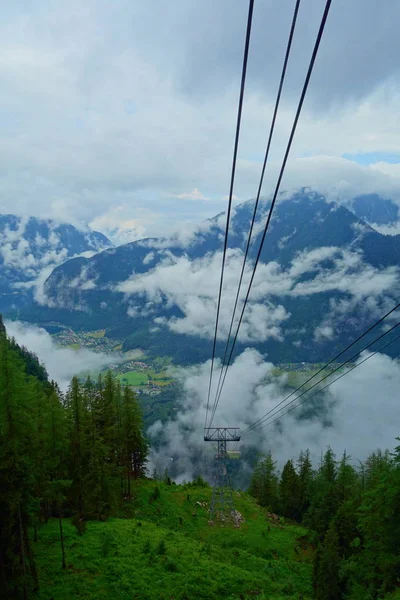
[117,250,290,343]
[116,245,400,343]
[148,347,400,483]
[5,320,115,391]
[89,205,158,245]
[176,188,209,201]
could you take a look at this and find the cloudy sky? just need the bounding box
[1,0,400,240]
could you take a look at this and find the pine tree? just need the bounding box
[0,314,6,336]
[279,459,300,519]
[297,449,314,518]
[66,376,88,520]
[313,521,342,600]
[306,447,338,535]
[122,387,148,496]
[102,371,117,460]
[0,332,38,596]
[249,452,279,510]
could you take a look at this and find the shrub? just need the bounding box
[71,514,86,536]
[149,486,161,503]
[156,540,167,555]
[100,531,116,557]
[142,540,152,554]
[165,560,178,572]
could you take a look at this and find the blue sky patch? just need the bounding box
[343,152,400,166]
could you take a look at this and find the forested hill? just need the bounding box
[0,317,148,599]
[250,446,400,600]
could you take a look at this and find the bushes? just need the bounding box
[149,486,161,503]
[101,530,117,557]
[156,539,166,555]
[165,560,178,572]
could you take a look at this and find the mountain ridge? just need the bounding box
[0,214,112,313]
[19,190,400,365]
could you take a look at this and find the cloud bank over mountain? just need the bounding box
[0,215,111,311]
[2,1,400,239]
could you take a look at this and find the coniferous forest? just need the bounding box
[250,448,400,599]
[2,313,400,599]
[0,318,148,598]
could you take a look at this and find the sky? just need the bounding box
[2,0,400,241]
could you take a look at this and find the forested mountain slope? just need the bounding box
[23,190,400,365]
[0,214,111,313]
[0,317,147,598]
[2,314,400,599]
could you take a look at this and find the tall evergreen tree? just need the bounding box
[297,449,314,519]
[279,459,299,519]
[306,447,338,536]
[65,376,88,519]
[122,387,148,496]
[0,332,38,596]
[249,452,279,510]
[313,522,342,600]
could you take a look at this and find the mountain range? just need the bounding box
[12,190,400,366]
[0,215,111,313]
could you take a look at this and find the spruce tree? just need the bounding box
[66,376,88,520]
[0,332,38,595]
[297,449,314,518]
[279,459,299,519]
[122,386,148,496]
[314,522,342,600]
[249,452,279,510]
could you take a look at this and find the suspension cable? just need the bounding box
[209,0,333,426]
[205,0,255,428]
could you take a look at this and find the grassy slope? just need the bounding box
[34,480,312,600]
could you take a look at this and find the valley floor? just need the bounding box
[33,480,312,600]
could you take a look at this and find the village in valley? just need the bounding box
[53,328,343,397]
[52,328,173,396]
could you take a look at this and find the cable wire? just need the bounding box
[241,301,400,435]
[242,319,400,436]
[212,0,302,411]
[205,0,255,429]
[252,325,400,433]
[209,0,333,426]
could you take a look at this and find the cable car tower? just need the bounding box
[204,427,240,524]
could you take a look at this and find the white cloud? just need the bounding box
[222,194,240,202]
[117,250,290,343]
[369,222,400,236]
[177,188,209,201]
[314,325,334,342]
[5,320,116,391]
[253,351,400,467]
[148,346,400,482]
[89,205,157,245]
[115,245,400,342]
[143,251,155,265]
[1,2,400,236]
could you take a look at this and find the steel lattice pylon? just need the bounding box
[204,428,240,524]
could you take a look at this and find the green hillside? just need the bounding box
[33,480,312,600]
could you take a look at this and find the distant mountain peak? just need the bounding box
[0,213,112,313]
